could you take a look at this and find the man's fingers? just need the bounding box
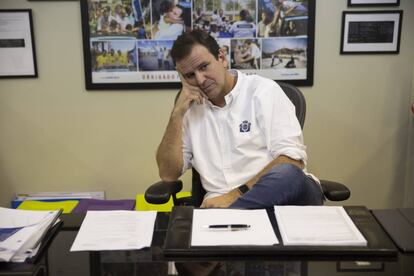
[178,72,191,87]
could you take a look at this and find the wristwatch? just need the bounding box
[237,184,250,195]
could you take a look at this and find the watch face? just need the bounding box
[238,185,249,194]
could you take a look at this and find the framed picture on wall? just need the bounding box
[348,0,400,7]
[340,10,403,54]
[80,0,316,90]
[0,9,38,78]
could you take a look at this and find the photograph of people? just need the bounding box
[230,39,261,70]
[217,39,231,69]
[137,40,174,71]
[261,37,306,69]
[91,41,137,72]
[152,0,191,40]
[192,0,256,38]
[257,0,308,37]
[229,9,256,38]
[87,0,151,38]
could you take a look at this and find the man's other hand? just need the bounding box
[200,190,240,208]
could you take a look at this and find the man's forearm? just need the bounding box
[244,155,304,189]
[156,112,185,181]
[201,155,304,208]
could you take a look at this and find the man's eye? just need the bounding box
[200,64,208,70]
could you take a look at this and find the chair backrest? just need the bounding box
[190,82,306,207]
[277,82,306,129]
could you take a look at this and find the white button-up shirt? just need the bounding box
[182,70,309,199]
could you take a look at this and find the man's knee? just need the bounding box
[262,163,305,185]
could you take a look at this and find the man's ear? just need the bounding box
[218,49,228,67]
[218,49,224,60]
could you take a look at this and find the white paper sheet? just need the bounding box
[70,211,156,251]
[274,206,368,246]
[191,209,278,246]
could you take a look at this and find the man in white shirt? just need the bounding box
[156,30,323,208]
[229,9,256,38]
[244,40,261,69]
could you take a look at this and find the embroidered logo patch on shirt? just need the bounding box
[239,120,251,133]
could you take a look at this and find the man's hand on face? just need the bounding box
[200,190,240,208]
[172,73,207,116]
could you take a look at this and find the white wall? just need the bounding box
[0,0,413,209]
[404,62,414,207]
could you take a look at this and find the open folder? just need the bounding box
[163,206,397,260]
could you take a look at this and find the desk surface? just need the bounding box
[1,209,413,276]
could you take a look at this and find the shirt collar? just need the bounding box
[205,70,241,110]
[224,70,241,106]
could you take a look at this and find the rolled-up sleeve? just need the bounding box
[255,82,307,164]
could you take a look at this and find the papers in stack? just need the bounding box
[70,211,157,251]
[12,191,106,209]
[0,207,61,262]
[191,209,279,246]
[274,206,367,246]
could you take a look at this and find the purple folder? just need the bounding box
[71,199,135,213]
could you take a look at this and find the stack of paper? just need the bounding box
[15,191,105,200]
[191,209,279,246]
[12,191,106,208]
[70,211,157,251]
[0,207,61,262]
[274,206,367,246]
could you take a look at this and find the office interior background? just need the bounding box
[0,0,413,209]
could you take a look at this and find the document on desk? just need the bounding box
[274,206,367,246]
[0,207,61,262]
[191,209,278,246]
[70,211,156,251]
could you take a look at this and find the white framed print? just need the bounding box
[348,0,400,7]
[0,10,38,78]
[340,10,403,54]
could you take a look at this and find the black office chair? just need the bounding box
[145,82,350,206]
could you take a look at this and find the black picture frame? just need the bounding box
[348,0,400,7]
[80,0,315,90]
[0,9,38,78]
[340,10,403,54]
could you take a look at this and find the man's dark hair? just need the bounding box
[240,9,249,21]
[159,0,173,14]
[171,30,220,64]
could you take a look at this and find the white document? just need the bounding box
[0,207,61,262]
[191,209,278,246]
[70,211,156,251]
[274,206,367,246]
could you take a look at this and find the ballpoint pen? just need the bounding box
[203,224,251,231]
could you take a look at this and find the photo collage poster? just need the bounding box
[83,0,312,88]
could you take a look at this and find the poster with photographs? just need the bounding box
[80,0,315,90]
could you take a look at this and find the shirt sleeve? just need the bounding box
[181,113,193,174]
[255,80,307,163]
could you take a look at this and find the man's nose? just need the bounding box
[195,71,206,86]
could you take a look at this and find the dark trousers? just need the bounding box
[230,163,324,209]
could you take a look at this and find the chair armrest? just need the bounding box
[320,180,350,201]
[144,180,183,204]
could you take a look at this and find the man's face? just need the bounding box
[176,44,229,104]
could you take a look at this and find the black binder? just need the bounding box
[373,208,414,253]
[164,206,398,261]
